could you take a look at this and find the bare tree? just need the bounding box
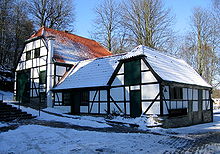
[29,0,75,30]
[180,7,220,86]
[121,0,175,50]
[91,0,128,53]
[0,0,34,70]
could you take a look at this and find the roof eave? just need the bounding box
[161,80,212,89]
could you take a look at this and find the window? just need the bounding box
[34,48,40,58]
[170,87,183,99]
[26,51,31,60]
[39,71,46,84]
[81,91,89,106]
[63,92,71,106]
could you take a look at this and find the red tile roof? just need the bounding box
[31,27,112,64]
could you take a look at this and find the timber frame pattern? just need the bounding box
[15,36,72,108]
[54,55,212,120]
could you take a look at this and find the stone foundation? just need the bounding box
[161,110,213,128]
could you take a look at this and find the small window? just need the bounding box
[26,51,31,60]
[170,87,183,99]
[39,71,46,84]
[81,91,89,106]
[34,48,40,58]
[63,92,71,106]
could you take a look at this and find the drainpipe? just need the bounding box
[46,36,55,107]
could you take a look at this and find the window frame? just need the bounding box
[170,87,183,100]
[34,48,40,58]
[26,51,31,60]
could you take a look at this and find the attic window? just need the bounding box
[34,48,40,58]
[170,87,183,100]
[26,51,31,60]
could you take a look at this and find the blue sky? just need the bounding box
[74,0,212,38]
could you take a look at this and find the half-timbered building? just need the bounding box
[14,27,112,109]
[53,45,213,127]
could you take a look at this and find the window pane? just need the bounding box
[34,48,40,58]
[39,71,46,84]
[26,51,31,60]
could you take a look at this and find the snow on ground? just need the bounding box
[0,125,177,154]
[8,104,110,128]
[0,90,13,101]
[1,91,220,153]
[0,122,8,127]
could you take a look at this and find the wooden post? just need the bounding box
[107,88,110,114]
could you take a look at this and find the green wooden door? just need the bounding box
[16,70,30,103]
[130,90,141,118]
[71,91,81,114]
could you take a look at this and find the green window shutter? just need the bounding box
[39,71,46,84]
[124,59,141,85]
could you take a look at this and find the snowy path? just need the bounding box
[0,118,220,153]
[0,97,220,153]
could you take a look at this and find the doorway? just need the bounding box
[16,70,30,103]
[130,90,141,118]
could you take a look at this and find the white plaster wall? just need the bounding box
[170,101,176,109]
[55,93,62,101]
[26,42,33,51]
[193,89,198,100]
[110,87,124,101]
[163,101,169,114]
[125,87,129,101]
[126,103,130,114]
[26,60,32,69]
[35,39,41,48]
[130,85,140,90]
[110,103,124,114]
[100,90,107,101]
[118,64,124,74]
[112,75,124,86]
[100,103,107,114]
[56,65,67,76]
[203,101,206,110]
[89,103,98,113]
[207,100,210,109]
[54,106,71,113]
[183,101,188,108]
[183,88,187,99]
[33,68,39,78]
[90,91,98,101]
[39,57,47,65]
[163,86,169,99]
[40,47,47,56]
[80,106,88,113]
[141,71,157,83]
[188,88,193,100]
[177,101,182,108]
[193,101,198,111]
[142,101,160,114]
[141,84,159,100]
[141,59,149,70]
[203,90,206,99]
[206,90,209,99]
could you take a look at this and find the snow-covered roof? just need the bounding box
[54,45,211,90]
[137,46,211,88]
[30,27,112,64]
[54,54,124,90]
